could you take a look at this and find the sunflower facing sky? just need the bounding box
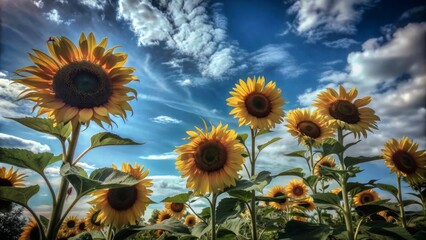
[267,185,289,210]
[89,162,153,227]
[175,121,245,195]
[285,179,309,199]
[382,137,426,185]
[227,76,285,130]
[164,202,186,219]
[19,218,40,240]
[13,32,137,127]
[313,85,380,138]
[353,189,380,207]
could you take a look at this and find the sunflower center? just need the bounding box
[361,194,374,204]
[329,100,360,124]
[293,186,304,196]
[53,61,112,108]
[273,192,287,204]
[29,225,41,240]
[0,178,12,187]
[195,141,227,172]
[78,222,86,231]
[321,162,333,168]
[392,150,417,174]
[171,203,184,212]
[297,121,321,138]
[66,220,76,228]
[245,93,272,118]
[299,202,310,208]
[107,186,138,211]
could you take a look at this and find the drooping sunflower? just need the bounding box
[267,185,289,210]
[19,218,41,240]
[227,76,285,130]
[285,179,309,199]
[0,166,26,210]
[312,85,380,138]
[314,155,336,177]
[382,137,426,185]
[13,32,137,127]
[330,187,342,195]
[175,121,245,195]
[60,215,78,233]
[184,214,197,227]
[353,189,380,207]
[85,207,104,231]
[293,197,315,211]
[165,202,186,219]
[89,163,153,227]
[285,108,334,147]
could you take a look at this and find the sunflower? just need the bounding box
[165,202,186,219]
[330,187,342,195]
[85,207,104,231]
[175,121,245,195]
[267,185,289,210]
[314,155,336,177]
[285,179,309,199]
[13,32,137,128]
[377,211,395,223]
[56,228,77,240]
[0,166,26,210]
[353,189,380,207]
[382,137,426,185]
[285,108,334,147]
[227,76,285,130]
[312,85,380,138]
[89,163,153,227]
[61,215,78,233]
[293,197,315,211]
[184,214,197,227]
[156,210,173,237]
[19,218,41,240]
[76,219,87,233]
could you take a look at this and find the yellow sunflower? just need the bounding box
[267,185,289,210]
[89,163,153,227]
[156,210,173,237]
[382,137,426,185]
[330,187,342,195]
[292,211,308,222]
[165,202,186,219]
[314,155,336,177]
[184,214,197,227]
[85,207,104,231]
[19,218,41,240]
[353,189,380,207]
[285,179,309,199]
[76,219,87,233]
[0,166,26,210]
[60,215,78,233]
[312,85,380,138]
[293,197,315,211]
[13,32,137,127]
[285,108,334,147]
[227,76,285,130]
[175,121,245,195]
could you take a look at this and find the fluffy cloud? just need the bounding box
[139,152,178,160]
[0,72,32,119]
[79,0,107,10]
[0,133,50,153]
[323,38,359,48]
[43,9,74,25]
[33,0,44,8]
[150,115,182,124]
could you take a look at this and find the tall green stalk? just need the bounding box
[210,193,218,240]
[308,144,323,224]
[250,128,258,240]
[396,176,407,228]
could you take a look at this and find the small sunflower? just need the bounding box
[61,215,78,233]
[156,210,173,237]
[165,202,186,219]
[227,76,285,130]
[353,189,380,207]
[314,155,336,177]
[285,108,334,147]
[377,211,395,223]
[382,137,426,185]
[175,121,245,195]
[313,85,380,138]
[267,185,289,210]
[85,207,104,231]
[89,163,153,227]
[19,218,41,240]
[330,187,342,195]
[293,197,315,211]
[0,166,26,210]
[13,32,137,128]
[285,179,309,199]
[76,219,87,233]
[184,214,197,227]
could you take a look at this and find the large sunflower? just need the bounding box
[184,214,197,227]
[84,207,104,231]
[285,179,309,199]
[285,108,334,147]
[165,202,186,219]
[382,137,426,185]
[227,76,285,130]
[267,185,289,210]
[353,189,380,207]
[175,122,245,195]
[312,85,379,138]
[314,155,336,177]
[0,166,26,210]
[89,163,153,227]
[13,32,137,127]
[19,218,40,240]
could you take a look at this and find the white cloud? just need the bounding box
[0,133,50,153]
[177,79,192,86]
[33,0,44,8]
[319,70,348,83]
[76,162,97,170]
[399,6,425,20]
[79,0,107,10]
[324,38,359,48]
[0,72,33,119]
[150,115,182,124]
[56,0,68,4]
[43,9,63,24]
[139,152,178,160]
[44,166,60,175]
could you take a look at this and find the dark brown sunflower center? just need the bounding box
[53,61,112,108]
[171,203,184,212]
[90,210,102,226]
[273,192,287,204]
[361,194,374,204]
[245,93,272,118]
[78,222,86,231]
[321,162,333,168]
[66,220,76,228]
[107,186,138,211]
[297,121,321,138]
[298,202,311,208]
[0,178,12,187]
[161,214,171,222]
[0,178,13,210]
[392,150,417,174]
[29,225,41,240]
[329,100,360,124]
[293,186,304,196]
[187,218,195,225]
[195,141,227,172]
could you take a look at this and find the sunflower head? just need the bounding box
[285,179,309,199]
[382,137,426,185]
[227,76,285,130]
[314,155,336,178]
[354,189,380,207]
[76,219,87,233]
[13,32,137,128]
[19,218,40,240]
[184,214,197,227]
[0,166,26,211]
[60,215,78,233]
[313,85,380,138]
[330,187,342,195]
[157,209,173,223]
[89,163,153,227]
[85,208,104,231]
[285,108,335,147]
[377,211,395,223]
[267,185,289,210]
[164,202,186,219]
[175,121,245,195]
[293,197,315,211]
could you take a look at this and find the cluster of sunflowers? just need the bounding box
[0,32,425,240]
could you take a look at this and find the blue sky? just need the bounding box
[0,0,425,218]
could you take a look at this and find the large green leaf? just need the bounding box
[272,168,305,178]
[191,222,211,238]
[402,199,423,207]
[228,190,251,202]
[227,171,272,193]
[0,148,62,175]
[355,204,393,216]
[8,117,71,142]
[0,186,39,208]
[256,129,273,137]
[311,193,342,209]
[321,138,344,156]
[280,220,333,240]
[216,228,236,240]
[344,155,382,167]
[375,183,398,198]
[284,150,307,159]
[257,137,281,151]
[362,221,415,240]
[161,192,192,203]
[215,198,246,224]
[255,195,287,203]
[304,175,319,191]
[236,134,248,144]
[140,218,191,235]
[220,218,244,236]
[90,132,142,148]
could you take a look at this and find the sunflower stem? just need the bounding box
[308,144,323,224]
[210,193,218,240]
[107,224,113,240]
[354,217,365,240]
[46,123,81,240]
[397,175,408,228]
[40,173,57,208]
[250,128,258,240]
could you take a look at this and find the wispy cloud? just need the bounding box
[0,133,50,153]
[79,0,107,10]
[324,38,359,48]
[399,5,426,20]
[43,9,74,25]
[139,152,178,160]
[150,115,182,124]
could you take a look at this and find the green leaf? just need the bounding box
[8,117,71,142]
[255,195,287,203]
[304,175,319,190]
[321,138,344,156]
[344,140,361,150]
[0,186,39,207]
[141,218,191,235]
[311,193,342,209]
[191,222,211,238]
[220,218,244,236]
[257,137,281,151]
[39,215,49,231]
[161,192,192,203]
[285,150,307,159]
[344,155,382,167]
[228,190,251,202]
[402,199,423,207]
[281,220,333,240]
[216,229,236,240]
[272,168,305,178]
[215,198,246,224]
[90,132,142,149]
[375,183,398,198]
[363,221,415,240]
[257,129,273,136]
[226,171,272,193]
[199,207,210,219]
[236,134,248,144]
[0,148,62,175]
[355,204,393,216]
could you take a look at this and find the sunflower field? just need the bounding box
[0,32,425,240]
